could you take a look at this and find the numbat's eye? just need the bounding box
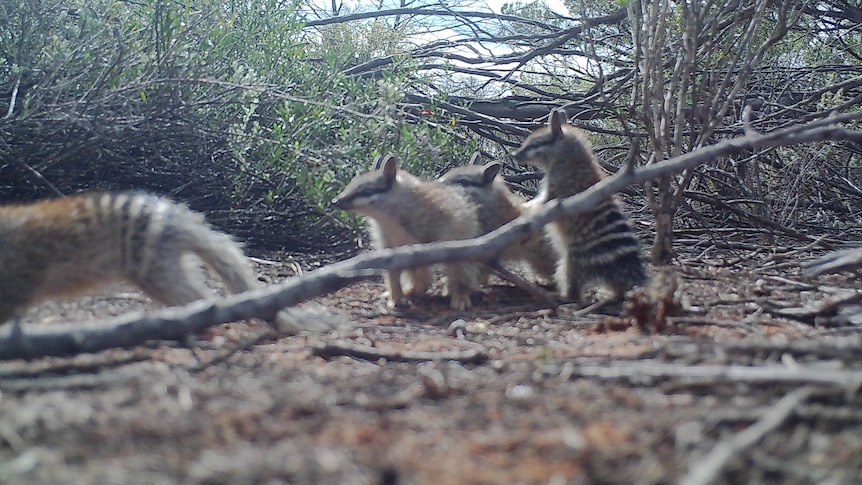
[532,136,555,151]
[358,188,377,198]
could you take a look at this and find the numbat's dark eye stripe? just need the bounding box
[453,179,485,187]
[530,136,556,150]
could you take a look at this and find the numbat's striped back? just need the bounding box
[0,191,257,322]
[0,191,309,332]
[511,110,646,303]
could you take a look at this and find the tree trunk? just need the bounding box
[651,175,675,264]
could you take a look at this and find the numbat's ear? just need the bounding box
[372,154,385,170]
[380,154,398,180]
[549,109,568,136]
[469,152,482,165]
[482,162,502,184]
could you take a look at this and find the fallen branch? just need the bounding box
[311,341,489,364]
[2,114,861,360]
[0,270,373,360]
[759,288,862,324]
[679,387,814,485]
[552,361,862,387]
[803,246,862,275]
[0,371,134,393]
[657,334,862,361]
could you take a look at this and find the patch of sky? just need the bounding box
[303,0,576,96]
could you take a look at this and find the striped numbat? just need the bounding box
[511,109,646,304]
[0,191,307,333]
[332,154,483,310]
[438,155,557,285]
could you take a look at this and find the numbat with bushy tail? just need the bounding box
[0,191,308,333]
[511,109,646,304]
[438,155,556,285]
[332,155,483,310]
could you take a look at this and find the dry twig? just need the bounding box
[311,341,488,364]
[803,246,862,276]
[679,387,815,485]
[560,361,862,387]
[488,261,558,311]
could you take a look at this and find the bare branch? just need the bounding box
[680,387,815,485]
[489,261,558,311]
[304,7,563,30]
[311,340,488,364]
[0,270,373,360]
[559,362,861,387]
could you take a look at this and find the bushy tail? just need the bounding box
[176,204,331,334]
[180,211,260,295]
[129,192,335,335]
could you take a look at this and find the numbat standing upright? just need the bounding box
[332,155,483,310]
[511,109,646,304]
[438,155,556,284]
[0,191,307,333]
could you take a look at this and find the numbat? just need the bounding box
[332,155,482,310]
[511,109,646,304]
[438,156,556,284]
[0,191,306,333]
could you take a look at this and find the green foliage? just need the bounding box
[0,0,478,233]
[232,14,479,224]
[249,69,479,223]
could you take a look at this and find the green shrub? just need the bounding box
[0,0,479,248]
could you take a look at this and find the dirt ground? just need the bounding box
[1,246,862,485]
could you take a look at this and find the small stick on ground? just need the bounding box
[569,298,615,317]
[190,327,277,372]
[312,341,488,364]
[679,387,814,485]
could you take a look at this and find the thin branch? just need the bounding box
[489,261,558,311]
[310,340,488,364]
[679,387,815,485]
[685,190,826,247]
[0,155,65,197]
[558,362,862,387]
[304,8,565,30]
[4,75,20,119]
[501,8,628,81]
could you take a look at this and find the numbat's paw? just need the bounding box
[449,293,472,311]
[385,294,411,309]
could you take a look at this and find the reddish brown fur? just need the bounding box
[0,192,304,332]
